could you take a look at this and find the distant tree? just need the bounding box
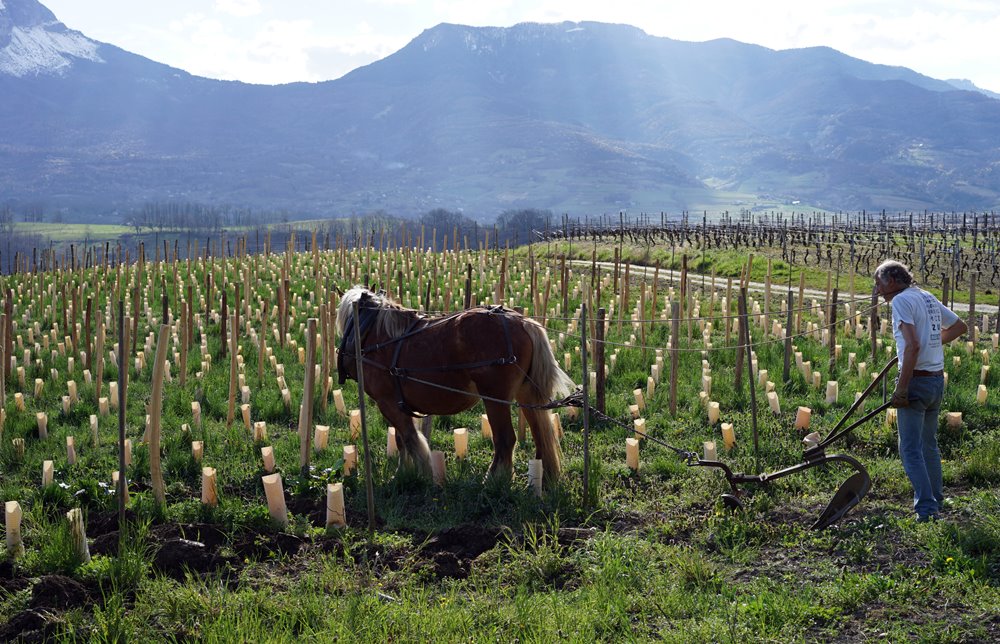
[21,203,45,223]
[0,205,13,236]
[418,208,476,250]
[124,211,145,235]
[495,208,553,246]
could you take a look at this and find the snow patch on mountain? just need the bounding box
[0,23,102,76]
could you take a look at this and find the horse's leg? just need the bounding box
[483,400,516,480]
[376,400,433,479]
[520,405,562,486]
[416,415,433,441]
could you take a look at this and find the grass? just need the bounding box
[0,243,998,641]
[13,222,133,242]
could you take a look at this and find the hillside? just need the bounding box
[1,0,999,219]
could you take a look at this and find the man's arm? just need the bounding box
[941,318,968,345]
[892,322,920,408]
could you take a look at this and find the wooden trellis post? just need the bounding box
[828,289,838,375]
[783,291,793,384]
[596,307,606,414]
[351,302,377,533]
[739,288,759,470]
[117,300,130,528]
[299,319,317,476]
[669,301,680,416]
[580,304,591,511]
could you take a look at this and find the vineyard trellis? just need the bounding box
[2,216,999,569]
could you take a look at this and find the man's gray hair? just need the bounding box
[874,260,914,286]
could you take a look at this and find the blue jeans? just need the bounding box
[896,375,944,518]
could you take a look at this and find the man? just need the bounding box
[874,260,967,522]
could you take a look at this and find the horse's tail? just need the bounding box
[522,318,575,485]
[524,318,575,402]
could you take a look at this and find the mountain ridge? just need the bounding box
[1,1,999,219]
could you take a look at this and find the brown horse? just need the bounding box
[336,286,574,486]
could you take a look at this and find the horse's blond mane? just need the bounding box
[337,286,419,341]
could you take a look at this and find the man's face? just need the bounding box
[876,275,898,302]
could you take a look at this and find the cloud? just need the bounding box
[214,0,263,18]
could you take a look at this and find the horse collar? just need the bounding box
[337,305,379,384]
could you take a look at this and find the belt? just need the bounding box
[912,369,944,377]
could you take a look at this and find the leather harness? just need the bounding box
[338,302,518,417]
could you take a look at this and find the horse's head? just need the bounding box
[336,285,375,337]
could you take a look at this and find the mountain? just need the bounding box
[2,0,1000,220]
[946,78,1000,101]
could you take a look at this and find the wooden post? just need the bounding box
[680,254,687,332]
[580,304,591,511]
[596,307,606,414]
[669,301,680,416]
[464,263,473,310]
[828,288,838,375]
[3,288,11,383]
[148,324,170,506]
[739,288,759,471]
[724,277,733,345]
[869,287,879,360]
[220,290,229,359]
[299,318,318,476]
[179,302,188,387]
[796,271,806,333]
[84,296,93,370]
[351,302,377,533]
[735,291,745,390]
[319,302,330,413]
[968,272,977,340]
[639,284,647,361]
[258,300,267,387]
[560,254,569,320]
[0,311,6,409]
[649,260,660,335]
[226,313,238,427]
[764,259,772,337]
[95,315,105,401]
[783,291,793,383]
[117,301,129,527]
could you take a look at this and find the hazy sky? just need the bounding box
[42,0,1000,91]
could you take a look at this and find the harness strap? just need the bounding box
[390,318,428,418]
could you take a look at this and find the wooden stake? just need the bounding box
[580,304,591,510]
[299,318,318,475]
[595,307,606,413]
[226,313,238,427]
[669,301,680,416]
[117,301,129,527]
[148,324,170,506]
[351,301,377,533]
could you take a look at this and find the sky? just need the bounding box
[41,0,1000,92]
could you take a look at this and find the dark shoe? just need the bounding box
[917,514,938,523]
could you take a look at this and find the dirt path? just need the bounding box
[573,260,999,315]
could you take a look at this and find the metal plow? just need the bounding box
[691,358,898,530]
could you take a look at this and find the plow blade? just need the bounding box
[811,471,871,530]
[721,493,743,511]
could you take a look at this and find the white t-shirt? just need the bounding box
[890,286,960,372]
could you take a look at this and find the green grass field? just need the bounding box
[12,222,133,243]
[0,244,997,641]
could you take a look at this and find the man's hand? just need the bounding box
[890,387,910,408]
